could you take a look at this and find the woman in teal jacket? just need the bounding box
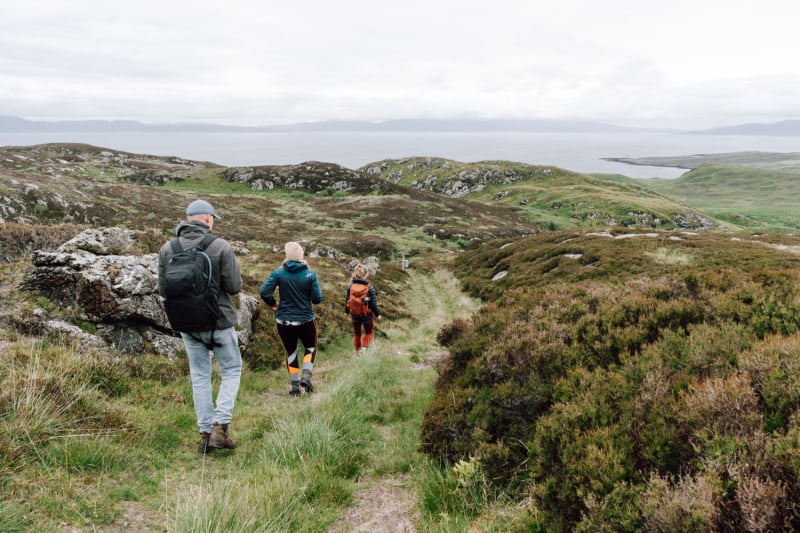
[260,242,323,396]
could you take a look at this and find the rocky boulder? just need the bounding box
[21,227,258,358]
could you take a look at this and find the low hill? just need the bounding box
[604,150,800,171]
[361,157,723,230]
[0,144,537,259]
[640,163,800,230]
[689,119,800,136]
[0,115,649,133]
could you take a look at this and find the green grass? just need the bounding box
[640,163,800,230]
[0,266,487,532]
[607,151,800,171]
[366,157,722,230]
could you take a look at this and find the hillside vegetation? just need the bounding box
[642,163,800,230]
[361,157,722,230]
[606,150,800,171]
[4,143,800,531]
[0,144,536,257]
[422,228,800,530]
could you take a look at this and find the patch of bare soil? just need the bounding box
[329,475,418,533]
[407,348,448,371]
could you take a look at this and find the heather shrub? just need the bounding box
[679,372,762,438]
[575,482,645,532]
[683,321,752,378]
[435,317,470,347]
[421,230,800,529]
[734,473,794,531]
[738,334,800,431]
[640,473,721,532]
[0,222,86,260]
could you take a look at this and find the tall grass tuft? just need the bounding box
[0,339,123,476]
[168,477,304,533]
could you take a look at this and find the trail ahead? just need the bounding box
[104,267,478,533]
[329,268,478,533]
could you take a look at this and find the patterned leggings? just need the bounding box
[276,320,318,378]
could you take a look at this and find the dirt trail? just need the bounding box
[329,474,418,533]
[328,268,478,532]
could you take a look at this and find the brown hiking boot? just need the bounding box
[198,431,213,454]
[208,423,236,449]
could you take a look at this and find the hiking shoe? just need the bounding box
[198,431,213,454]
[289,380,301,396]
[300,369,314,393]
[359,347,367,354]
[208,423,236,449]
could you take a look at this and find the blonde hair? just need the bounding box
[352,263,368,279]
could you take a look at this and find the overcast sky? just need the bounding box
[1,0,798,129]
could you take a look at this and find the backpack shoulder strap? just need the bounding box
[169,238,184,254]
[197,234,218,251]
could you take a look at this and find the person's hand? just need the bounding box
[376,315,383,321]
[271,305,279,311]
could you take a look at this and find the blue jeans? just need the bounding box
[181,327,242,433]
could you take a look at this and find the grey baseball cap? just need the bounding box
[186,199,221,219]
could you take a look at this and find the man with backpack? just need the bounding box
[157,199,243,454]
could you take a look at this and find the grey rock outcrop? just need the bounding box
[22,228,258,358]
[222,161,394,195]
[345,256,380,277]
[361,157,555,198]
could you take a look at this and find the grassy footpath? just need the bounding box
[162,267,480,532]
[1,267,480,532]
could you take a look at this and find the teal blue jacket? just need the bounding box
[259,260,323,323]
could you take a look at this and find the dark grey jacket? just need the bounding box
[157,220,242,330]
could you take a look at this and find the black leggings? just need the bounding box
[276,320,318,376]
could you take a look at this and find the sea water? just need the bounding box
[1,131,798,179]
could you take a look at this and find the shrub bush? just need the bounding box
[421,230,800,529]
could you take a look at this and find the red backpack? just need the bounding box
[347,282,371,317]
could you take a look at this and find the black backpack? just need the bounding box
[162,234,221,332]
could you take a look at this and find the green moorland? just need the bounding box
[603,151,800,230]
[606,150,800,172]
[362,157,723,231]
[4,143,800,530]
[640,163,800,230]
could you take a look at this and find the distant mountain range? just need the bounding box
[688,119,800,136]
[0,116,654,134]
[1,115,798,135]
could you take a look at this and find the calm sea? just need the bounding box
[1,131,799,179]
